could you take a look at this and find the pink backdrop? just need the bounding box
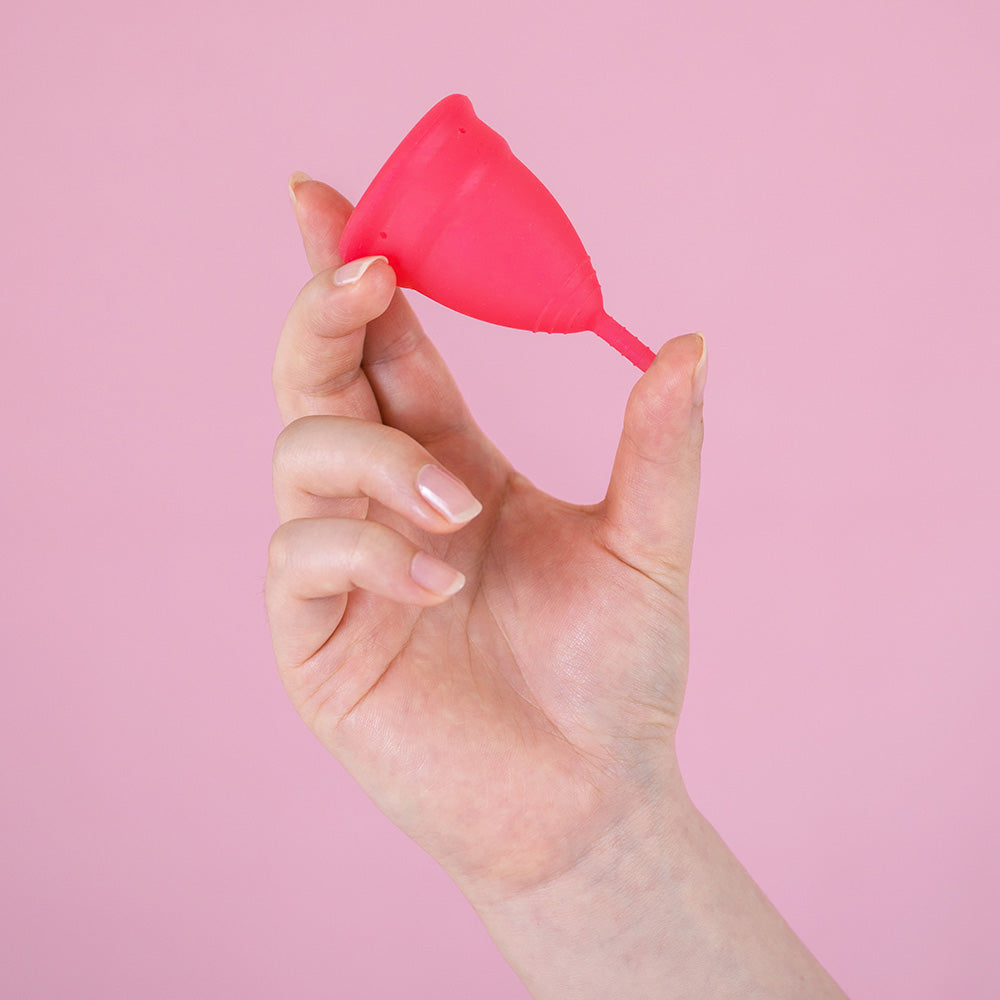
[2,0,997,996]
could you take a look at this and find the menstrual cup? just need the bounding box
[339,94,654,371]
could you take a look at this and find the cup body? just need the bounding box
[339,94,606,333]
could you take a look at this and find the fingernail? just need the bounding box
[691,332,707,406]
[333,255,388,286]
[288,171,311,204]
[411,551,466,597]
[417,465,483,524]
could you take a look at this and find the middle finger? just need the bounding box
[273,414,484,529]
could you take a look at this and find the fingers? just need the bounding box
[273,414,483,528]
[284,175,478,446]
[600,333,707,590]
[266,517,467,668]
[287,172,352,275]
[268,414,482,665]
[362,286,477,446]
[273,254,394,425]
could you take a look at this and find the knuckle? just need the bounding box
[273,415,316,469]
[273,415,349,480]
[267,521,298,577]
[271,424,297,477]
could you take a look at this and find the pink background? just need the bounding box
[2,0,997,996]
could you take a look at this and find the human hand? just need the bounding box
[266,175,706,906]
[267,175,849,999]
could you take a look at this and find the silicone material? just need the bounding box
[339,94,654,371]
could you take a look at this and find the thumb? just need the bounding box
[601,332,707,588]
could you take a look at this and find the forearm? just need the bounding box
[470,787,847,1000]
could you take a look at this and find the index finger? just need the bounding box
[273,255,392,426]
[286,175,478,446]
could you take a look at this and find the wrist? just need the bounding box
[466,775,693,998]
[466,776,847,1000]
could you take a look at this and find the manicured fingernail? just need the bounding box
[417,465,483,524]
[691,332,707,406]
[288,171,311,204]
[411,551,466,597]
[333,255,388,286]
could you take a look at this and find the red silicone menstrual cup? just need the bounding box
[339,94,654,371]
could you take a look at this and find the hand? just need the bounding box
[268,176,848,999]
[266,176,705,904]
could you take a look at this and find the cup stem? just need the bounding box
[592,314,655,371]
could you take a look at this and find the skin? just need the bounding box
[266,175,849,998]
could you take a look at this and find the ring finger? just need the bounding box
[266,516,468,669]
